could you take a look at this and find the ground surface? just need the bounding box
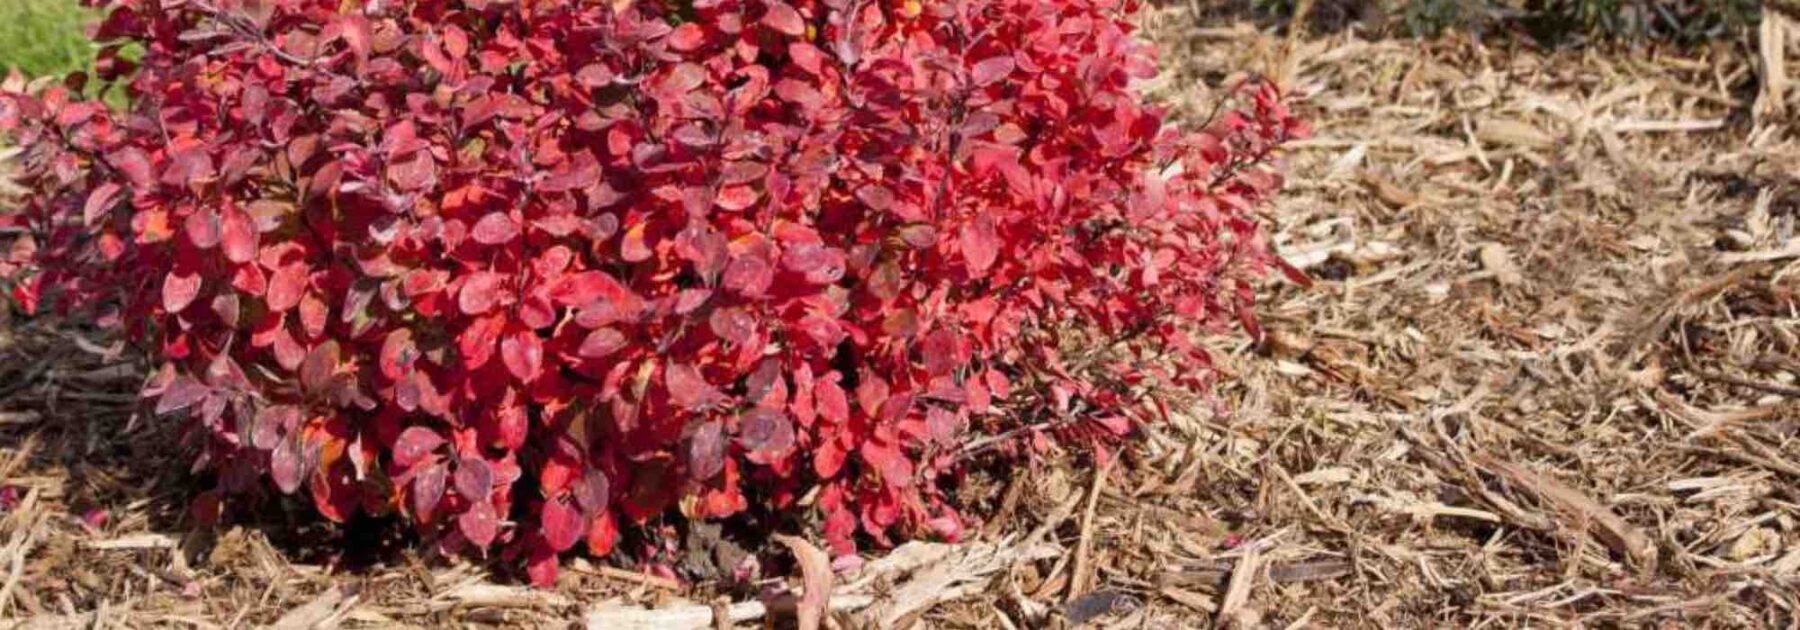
[4,5,1800,629]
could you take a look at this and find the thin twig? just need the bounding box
[1066,455,1117,602]
[1695,370,1800,398]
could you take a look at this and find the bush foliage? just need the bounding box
[0,0,1300,584]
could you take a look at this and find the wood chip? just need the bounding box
[1479,456,1658,573]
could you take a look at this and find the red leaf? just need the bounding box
[458,272,505,315]
[856,375,889,418]
[460,314,505,370]
[621,222,653,262]
[541,497,584,552]
[573,469,611,514]
[575,63,615,88]
[186,209,221,249]
[788,42,825,75]
[665,363,724,411]
[454,457,494,501]
[815,377,849,424]
[667,22,707,52]
[393,426,445,468]
[860,439,913,485]
[722,254,773,297]
[83,183,121,226]
[971,55,1016,86]
[813,438,846,478]
[526,540,559,587]
[653,63,706,98]
[387,151,436,192]
[762,1,806,36]
[163,271,202,313]
[960,214,999,277]
[412,461,447,521]
[221,207,257,264]
[380,329,415,381]
[300,340,340,395]
[542,154,602,193]
[578,328,628,359]
[471,212,520,245]
[586,509,619,557]
[739,408,794,462]
[250,404,297,450]
[708,308,755,345]
[497,404,528,451]
[548,270,629,308]
[500,330,544,384]
[458,500,499,547]
[926,407,959,443]
[271,435,305,494]
[266,264,307,313]
[714,185,759,211]
[686,420,726,480]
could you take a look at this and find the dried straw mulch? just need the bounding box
[4,7,1800,628]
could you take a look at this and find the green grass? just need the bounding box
[0,0,98,79]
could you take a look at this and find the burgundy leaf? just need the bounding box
[154,377,210,415]
[299,340,340,395]
[577,328,628,359]
[665,363,725,411]
[412,462,448,520]
[251,404,298,450]
[739,408,795,461]
[393,426,445,468]
[271,434,305,495]
[686,420,726,481]
[573,469,611,514]
[455,457,494,501]
[83,183,121,226]
[971,55,1016,86]
[459,500,499,547]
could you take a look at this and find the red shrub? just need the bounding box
[0,0,1301,584]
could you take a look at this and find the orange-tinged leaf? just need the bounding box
[715,185,759,211]
[667,22,707,52]
[621,222,653,262]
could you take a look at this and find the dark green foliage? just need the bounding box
[1231,0,1760,43]
[1517,0,1760,43]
